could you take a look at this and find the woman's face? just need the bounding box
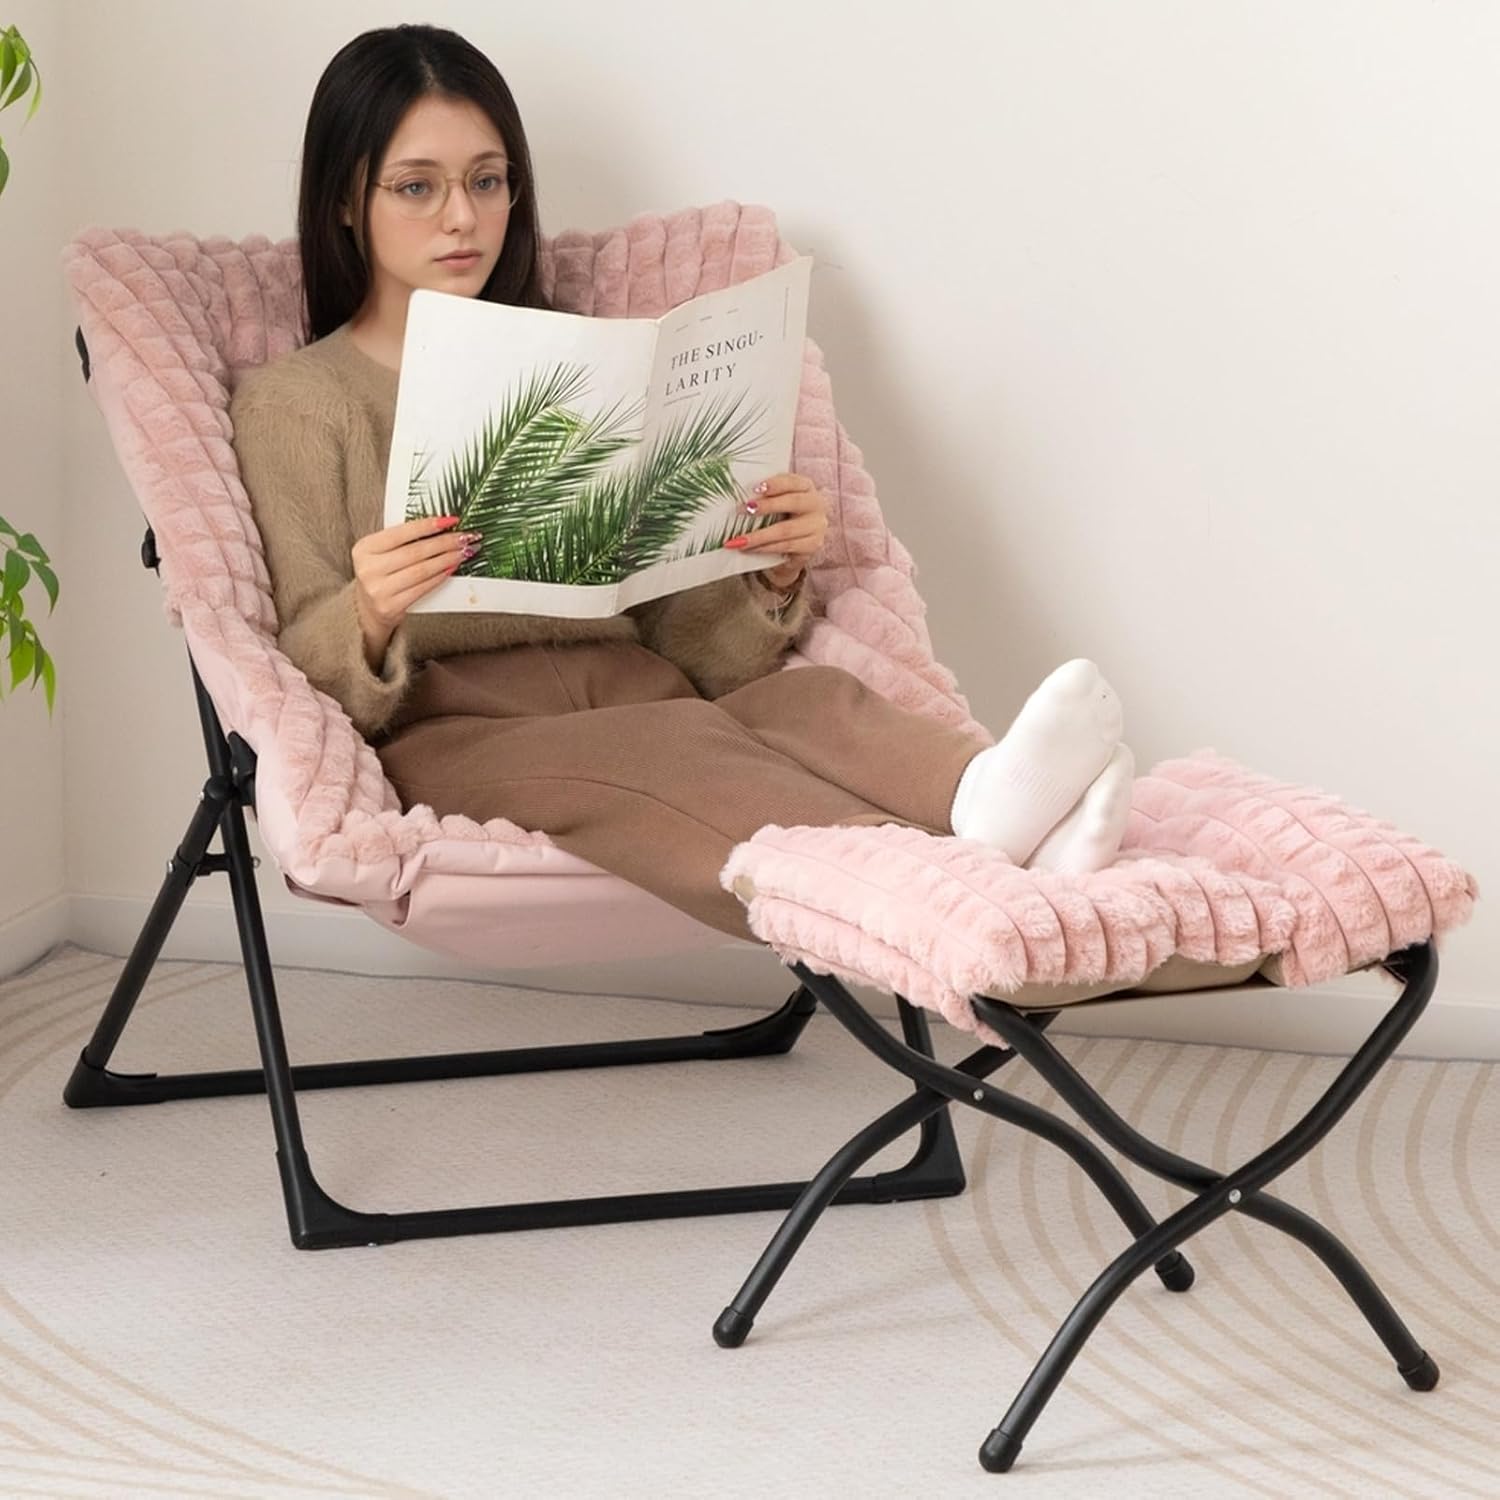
[355,94,512,302]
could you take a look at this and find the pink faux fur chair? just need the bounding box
[61,203,1477,1475]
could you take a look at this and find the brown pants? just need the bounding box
[374,642,985,940]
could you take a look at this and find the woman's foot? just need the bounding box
[1027,743,1136,875]
[949,658,1124,864]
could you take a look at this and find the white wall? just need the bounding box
[8,1,1498,1038]
[0,0,65,959]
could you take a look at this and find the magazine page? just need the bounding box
[383,257,812,617]
[382,290,656,615]
[609,253,813,612]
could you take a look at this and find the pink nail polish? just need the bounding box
[743,499,759,514]
[725,537,748,550]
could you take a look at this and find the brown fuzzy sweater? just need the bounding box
[229,322,809,736]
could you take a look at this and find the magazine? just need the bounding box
[382,255,814,616]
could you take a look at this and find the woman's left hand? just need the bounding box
[725,473,829,590]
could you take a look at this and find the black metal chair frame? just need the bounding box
[66,327,1441,1474]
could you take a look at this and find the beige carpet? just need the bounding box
[1,944,1497,1499]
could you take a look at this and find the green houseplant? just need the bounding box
[0,23,57,711]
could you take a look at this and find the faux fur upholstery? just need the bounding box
[723,752,1477,1042]
[62,203,1476,1022]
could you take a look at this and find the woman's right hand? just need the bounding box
[351,515,479,667]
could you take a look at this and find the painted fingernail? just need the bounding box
[461,543,478,560]
[753,481,768,494]
[725,537,748,549]
[460,531,483,543]
[434,516,461,530]
[743,499,759,514]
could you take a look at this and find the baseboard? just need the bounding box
[0,892,71,978]
[65,890,792,1010]
[58,891,1500,1060]
[1044,972,1500,1062]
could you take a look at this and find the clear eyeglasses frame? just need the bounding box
[371,164,520,220]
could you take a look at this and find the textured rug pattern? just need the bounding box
[1,946,1496,1498]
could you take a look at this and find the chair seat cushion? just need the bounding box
[721,750,1477,1042]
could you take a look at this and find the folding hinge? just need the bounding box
[227,732,258,810]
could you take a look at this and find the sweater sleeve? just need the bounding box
[230,370,414,737]
[628,568,810,699]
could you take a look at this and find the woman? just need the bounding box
[230,23,1136,939]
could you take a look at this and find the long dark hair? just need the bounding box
[298,24,550,341]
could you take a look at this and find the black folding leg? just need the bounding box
[64,639,967,1248]
[719,944,1440,1475]
[965,941,1439,1472]
[714,990,1195,1349]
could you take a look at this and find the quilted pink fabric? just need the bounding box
[61,203,984,903]
[722,750,1477,1042]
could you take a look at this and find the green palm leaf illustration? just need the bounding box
[408,447,435,517]
[501,391,769,586]
[412,365,774,589]
[406,363,642,572]
[607,390,768,576]
[507,482,638,586]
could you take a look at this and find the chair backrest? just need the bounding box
[61,202,987,903]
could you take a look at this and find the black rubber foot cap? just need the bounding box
[1155,1251,1196,1293]
[713,1307,753,1348]
[979,1429,1023,1473]
[1400,1351,1440,1391]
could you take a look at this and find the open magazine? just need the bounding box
[382,255,814,616]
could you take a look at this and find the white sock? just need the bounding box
[949,658,1124,864]
[1027,743,1136,875]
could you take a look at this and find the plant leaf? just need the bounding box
[16,531,47,563]
[3,546,29,596]
[1,58,31,113]
[39,647,54,713]
[30,559,57,610]
[610,389,767,574]
[505,473,638,585]
[409,362,592,525]
[429,364,643,579]
[10,630,34,689]
[406,446,438,521]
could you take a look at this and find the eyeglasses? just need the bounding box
[371,165,520,220]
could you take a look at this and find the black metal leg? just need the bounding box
[791,969,1194,1274]
[1234,1194,1436,1385]
[63,775,232,1100]
[715,970,1203,1349]
[715,1042,990,1350]
[970,942,1440,1473]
